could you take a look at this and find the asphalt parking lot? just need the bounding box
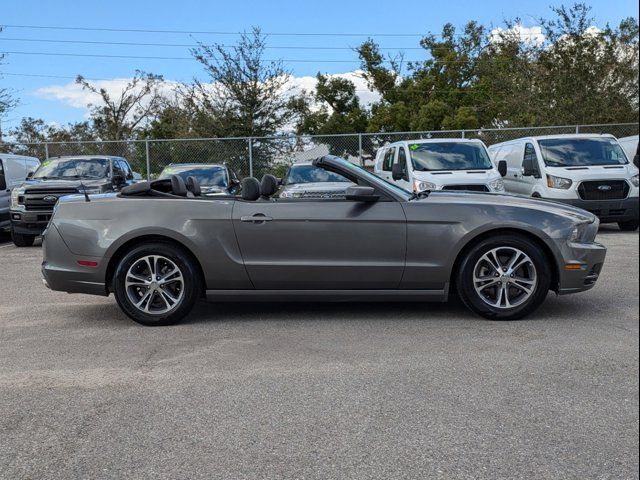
[0,228,638,480]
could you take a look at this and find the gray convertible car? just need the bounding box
[42,156,606,326]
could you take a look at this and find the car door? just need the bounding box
[519,142,542,195]
[232,195,407,290]
[504,143,529,195]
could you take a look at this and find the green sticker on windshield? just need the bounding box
[409,144,420,151]
[40,160,51,168]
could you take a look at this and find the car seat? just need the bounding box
[259,174,279,201]
[241,177,261,201]
[186,176,202,197]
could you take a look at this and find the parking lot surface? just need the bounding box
[0,228,638,479]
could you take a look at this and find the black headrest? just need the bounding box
[120,181,151,196]
[170,175,188,197]
[260,174,279,197]
[241,177,261,201]
[186,176,201,196]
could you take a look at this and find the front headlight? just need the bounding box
[414,180,437,192]
[489,178,505,192]
[10,188,25,210]
[81,187,102,195]
[546,174,573,189]
[631,174,639,187]
[569,222,590,243]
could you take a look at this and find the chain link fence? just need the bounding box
[2,123,638,180]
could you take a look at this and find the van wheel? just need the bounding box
[11,230,36,247]
[618,220,639,231]
[456,234,551,320]
[113,242,202,326]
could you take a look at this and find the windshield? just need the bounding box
[538,138,629,167]
[284,165,350,184]
[33,158,109,179]
[408,142,493,171]
[159,166,228,187]
[329,157,412,199]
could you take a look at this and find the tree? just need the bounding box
[189,27,300,138]
[0,32,19,142]
[76,71,164,140]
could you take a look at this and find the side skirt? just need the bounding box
[205,288,449,303]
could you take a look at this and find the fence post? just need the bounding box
[358,133,363,166]
[575,125,580,134]
[248,138,254,177]
[145,139,151,181]
[461,130,466,139]
[44,142,49,159]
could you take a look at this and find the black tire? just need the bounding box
[618,220,639,232]
[113,242,202,326]
[456,234,552,320]
[11,230,36,247]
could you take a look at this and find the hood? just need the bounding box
[423,191,596,223]
[282,181,354,193]
[544,164,638,181]
[20,178,111,191]
[413,169,500,185]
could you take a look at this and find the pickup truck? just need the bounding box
[10,155,138,246]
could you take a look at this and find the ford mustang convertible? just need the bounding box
[42,156,606,326]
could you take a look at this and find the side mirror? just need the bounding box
[391,163,407,181]
[112,173,125,186]
[345,185,379,202]
[521,158,535,177]
[634,154,639,168]
[27,171,35,179]
[497,160,508,177]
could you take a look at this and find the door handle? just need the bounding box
[240,214,273,223]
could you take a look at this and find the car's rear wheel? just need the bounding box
[456,234,551,320]
[11,230,36,247]
[113,243,202,326]
[618,219,639,231]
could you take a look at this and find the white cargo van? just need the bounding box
[488,134,639,231]
[374,139,506,193]
[0,153,40,232]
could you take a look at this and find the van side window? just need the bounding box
[524,143,541,177]
[382,148,395,172]
[397,147,407,171]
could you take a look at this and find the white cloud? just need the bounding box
[490,25,546,46]
[33,71,380,120]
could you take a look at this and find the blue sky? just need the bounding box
[1,0,638,132]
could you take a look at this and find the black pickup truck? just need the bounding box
[10,155,138,246]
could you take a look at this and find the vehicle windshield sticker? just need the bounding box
[409,144,420,151]
[40,160,52,168]
[163,167,176,175]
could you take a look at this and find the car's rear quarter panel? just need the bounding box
[50,196,252,290]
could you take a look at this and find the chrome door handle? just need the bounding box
[240,214,273,223]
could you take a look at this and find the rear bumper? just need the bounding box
[557,240,607,295]
[559,196,639,223]
[10,210,52,235]
[41,223,109,296]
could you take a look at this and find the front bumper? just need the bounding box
[41,222,109,296]
[10,210,52,235]
[556,239,607,295]
[559,196,639,224]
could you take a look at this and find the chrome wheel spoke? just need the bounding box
[473,246,537,310]
[125,255,185,315]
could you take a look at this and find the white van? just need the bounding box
[0,153,40,231]
[617,135,639,167]
[488,134,639,231]
[374,139,506,193]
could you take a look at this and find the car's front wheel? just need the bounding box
[11,230,36,247]
[456,234,552,320]
[113,242,202,326]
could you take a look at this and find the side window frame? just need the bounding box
[0,159,6,191]
[382,147,395,172]
[524,143,541,178]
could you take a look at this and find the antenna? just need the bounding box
[72,161,91,202]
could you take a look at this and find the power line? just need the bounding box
[1,23,547,38]
[0,37,424,51]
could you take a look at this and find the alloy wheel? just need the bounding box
[125,255,185,315]
[472,247,538,309]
